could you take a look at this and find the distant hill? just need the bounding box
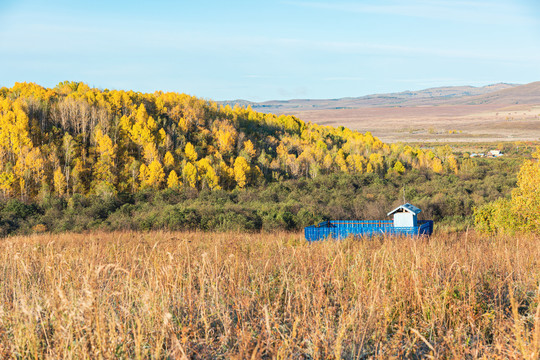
[454,81,540,105]
[222,83,519,113]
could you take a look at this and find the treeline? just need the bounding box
[0,81,466,199]
[0,157,521,235]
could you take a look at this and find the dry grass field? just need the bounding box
[0,231,539,359]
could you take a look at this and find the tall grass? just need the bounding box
[0,231,538,359]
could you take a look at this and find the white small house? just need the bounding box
[387,203,421,228]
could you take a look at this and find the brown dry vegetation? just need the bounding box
[0,231,539,359]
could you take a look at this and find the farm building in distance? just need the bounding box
[488,150,503,157]
[470,150,503,158]
[304,203,433,241]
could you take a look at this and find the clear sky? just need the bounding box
[1,0,539,101]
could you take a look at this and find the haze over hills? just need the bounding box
[223,82,540,143]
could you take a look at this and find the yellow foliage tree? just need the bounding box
[368,153,384,174]
[138,164,149,189]
[393,160,405,175]
[93,128,117,192]
[366,163,374,173]
[53,167,67,196]
[142,143,159,164]
[185,142,198,163]
[510,149,540,232]
[346,155,362,173]
[233,156,250,188]
[147,160,165,189]
[0,99,32,162]
[276,142,288,160]
[182,162,198,188]
[446,155,459,174]
[432,158,443,174]
[14,146,44,199]
[213,122,237,154]
[167,170,181,189]
[219,161,235,189]
[164,151,175,168]
[197,158,221,190]
[243,140,256,159]
[0,171,15,197]
[158,128,167,147]
[131,104,157,147]
[335,150,348,173]
[323,154,333,172]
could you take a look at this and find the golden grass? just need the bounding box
[0,231,539,359]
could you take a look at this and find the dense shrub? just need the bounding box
[0,157,522,236]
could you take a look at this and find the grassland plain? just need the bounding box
[0,231,539,359]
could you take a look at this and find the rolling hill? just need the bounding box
[222,83,518,113]
[455,81,540,106]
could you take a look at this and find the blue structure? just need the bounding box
[304,203,433,241]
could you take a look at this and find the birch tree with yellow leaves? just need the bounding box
[92,127,117,195]
[233,156,250,189]
[167,170,181,189]
[182,162,198,188]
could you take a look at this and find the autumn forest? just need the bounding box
[0,81,464,199]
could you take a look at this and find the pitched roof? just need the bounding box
[387,203,421,216]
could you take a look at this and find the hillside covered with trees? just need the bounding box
[0,81,464,199]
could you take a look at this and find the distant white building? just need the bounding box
[488,150,503,157]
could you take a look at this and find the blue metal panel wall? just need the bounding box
[305,219,434,241]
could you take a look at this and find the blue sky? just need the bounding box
[1,0,539,101]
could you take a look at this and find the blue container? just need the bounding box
[304,220,433,241]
